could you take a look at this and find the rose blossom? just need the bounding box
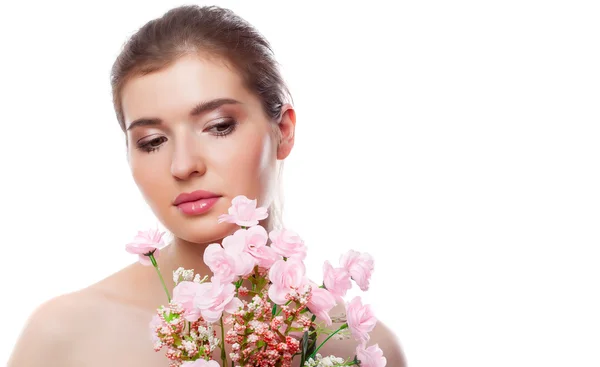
[306,285,336,326]
[323,260,352,300]
[193,277,243,323]
[356,343,387,367]
[268,259,308,305]
[346,296,377,342]
[269,228,307,260]
[241,226,280,268]
[172,281,203,322]
[125,228,165,266]
[217,195,268,227]
[181,360,220,367]
[204,233,256,283]
[340,250,374,291]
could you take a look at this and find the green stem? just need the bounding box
[149,253,171,302]
[309,324,348,360]
[220,317,227,366]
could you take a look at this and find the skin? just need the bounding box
[8,54,406,367]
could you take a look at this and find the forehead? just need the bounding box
[121,54,252,125]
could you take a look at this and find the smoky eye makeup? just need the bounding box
[136,135,167,153]
[205,118,239,137]
[132,117,240,154]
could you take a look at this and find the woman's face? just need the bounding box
[121,54,294,245]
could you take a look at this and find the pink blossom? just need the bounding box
[241,226,280,268]
[172,281,203,322]
[181,360,220,367]
[346,296,377,342]
[356,343,387,367]
[323,260,352,300]
[306,285,336,326]
[268,259,308,305]
[149,314,162,345]
[204,233,256,283]
[218,195,268,227]
[125,228,165,266]
[340,250,374,291]
[269,228,307,260]
[193,277,243,323]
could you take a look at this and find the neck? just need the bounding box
[161,236,214,284]
[157,217,275,290]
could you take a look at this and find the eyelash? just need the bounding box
[136,120,238,153]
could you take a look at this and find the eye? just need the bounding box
[208,120,238,137]
[137,136,167,153]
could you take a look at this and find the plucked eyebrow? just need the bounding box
[126,98,242,131]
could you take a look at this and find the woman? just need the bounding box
[8,5,405,366]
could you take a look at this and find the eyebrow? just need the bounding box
[126,98,242,131]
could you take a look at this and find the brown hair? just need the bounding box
[110,4,292,132]
[109,4,290,230]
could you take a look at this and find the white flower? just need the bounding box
[304,354,345,367]
[173,267,195,284]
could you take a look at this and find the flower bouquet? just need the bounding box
[126,195,386,367]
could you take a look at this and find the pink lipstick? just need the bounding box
[173,190,221,216]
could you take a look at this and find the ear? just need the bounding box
[276,104,296,160]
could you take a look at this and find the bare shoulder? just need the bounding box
[369,320,407,366]
[8,264,141,366]
[7,288,102,366]
[315,303,407,367]
[8,264,164,366]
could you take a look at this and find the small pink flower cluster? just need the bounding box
[223,283,310,366]
[127,195,387,367]
[149,302,219,367]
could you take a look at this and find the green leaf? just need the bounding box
[300,331,310,366]
[272,303,278,316]
[164,312,178,323]
[306,324,317,360]
[235,278,244,289]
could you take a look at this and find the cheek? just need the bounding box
[216,128,276,202]
[130,154,172,205]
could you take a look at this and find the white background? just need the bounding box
[1,1,599,366]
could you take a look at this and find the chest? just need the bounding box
[63,306,169,367]
[66,305,331,367]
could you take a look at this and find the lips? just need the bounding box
[173,190,221,206]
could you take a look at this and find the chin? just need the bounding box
[166,213,238,245]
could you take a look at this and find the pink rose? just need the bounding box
[203,244,237,283]
[125,228,165,266]
[346,296,377,342]
[268,259,308,305]
[218,195,268,227]
[356,343,387,367]
[269,228,307,260]
[181,360,220,367]
[241,227,280,268]
[204,234,256,283]
[323,260,352,300]
[172,281,203,322]
[306,284,336,326]
[340,250,374,291]
[193,277,243,324]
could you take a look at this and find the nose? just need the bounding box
[170,131,206,181]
